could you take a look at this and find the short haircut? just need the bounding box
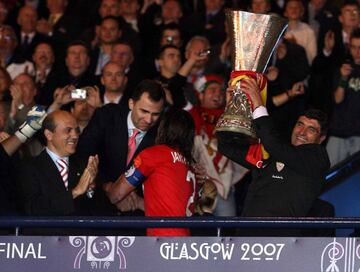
[300,109,328,135]
[185,35,210,52]
[160,22,182,36]
[42,112,57,134]
[157,44,180,59]
[66,40,90,56]
[100,15,121,29]
[131,79,166,103]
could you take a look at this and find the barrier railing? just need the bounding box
[1,216,359,236]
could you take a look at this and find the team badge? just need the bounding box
[276,162,285,172]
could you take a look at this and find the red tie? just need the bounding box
[57,159,68,189]
[127,129,139,165]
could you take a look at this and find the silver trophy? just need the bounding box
[215,10,288,143]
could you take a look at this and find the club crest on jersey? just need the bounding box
[276,162,285,172]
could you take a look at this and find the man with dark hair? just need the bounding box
[51,41,97,92]
[17,110,98,216]
[218,77,330,235]
[77,79,166,215]
[106,108,196,236]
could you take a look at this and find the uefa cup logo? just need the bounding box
[69,236,135,270]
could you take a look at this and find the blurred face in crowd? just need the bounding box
[158,47,182,76]
[350,37,360,64]
[99,0,120,17]
[111,43,134,70]
[66,45,90,77]
[17,6,38,33]
[0,27,17,55]
[160,29,182,47]
[291,116,325,146]
[101,62,127,92]
[71,100,96,125]
[45,111,80,157]
[199,82,224,109]
[0,68,11,94]
[251,0,270,14]
[98,18,122,45]
[204,0,224,12]
[47,0,68,14]
[339,4,360,29]
[310,0,327,11]
[120,0,140,17]
[0,3,8,25]
[13,74,37,105]
[162,0,183,23]
[185,39,209,69]
[33,43,55,69]
[284,0,304,20]
[0,102,8,131]
[129,92,164,131]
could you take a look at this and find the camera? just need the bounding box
[166,36,174,44]
[71,89,87,99]
[198,49,211,57]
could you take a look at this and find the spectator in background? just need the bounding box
[15,5,49,61]
[265,39,310,141]
[309,1,360,116]
[0,25,34,79]
[90,16,123,75]
[5,73,43,158]
[302,0,338,44]
[32,42,57,106]
[52,41,97,90]
[326,28,360,166]
[101,61,128,105]
[0,2,9,26]
[284,0,317,65]
[191,74,247,216]
[182,0,226,47]
[119,0,141,32]
[110,41,142,94]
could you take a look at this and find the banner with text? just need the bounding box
[0,236,358,271]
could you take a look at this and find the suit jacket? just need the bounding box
[77,104,158,215]
[14,31,50,61]
[18,150,91,216]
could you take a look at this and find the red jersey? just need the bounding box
[125,145,195,236]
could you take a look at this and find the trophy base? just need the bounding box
[216,129,258,145]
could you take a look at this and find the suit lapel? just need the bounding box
[68,156,83,190]
[37,151,67,191]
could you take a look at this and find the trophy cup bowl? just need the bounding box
[215,10,288,144]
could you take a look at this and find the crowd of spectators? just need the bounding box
[0,0,358,235]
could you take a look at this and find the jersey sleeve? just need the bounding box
[125,148,156,187]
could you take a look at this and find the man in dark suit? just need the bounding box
[77,79,165,215]
[14,6,49,61]
[18,110,99,216]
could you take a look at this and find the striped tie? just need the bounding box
[127,129,139,165]
[57,159,68,189]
